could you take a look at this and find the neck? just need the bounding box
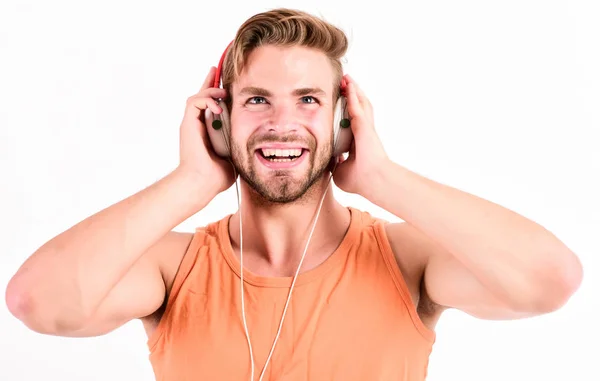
[228,174,351,277]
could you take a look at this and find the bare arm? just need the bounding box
[332,75,583,320]
[5,67,234,336]
[374,162,583,319]
[5,168,216,335]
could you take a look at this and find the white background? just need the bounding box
[1,0,598,380]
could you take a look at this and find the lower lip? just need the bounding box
[255,150,308,169]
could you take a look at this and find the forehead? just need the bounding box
[232,45,336,94]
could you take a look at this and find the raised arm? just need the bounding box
[378,163,583,319]
[5,169,210,336]
[332,74,583,320]
[5,67,235,336]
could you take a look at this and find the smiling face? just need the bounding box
[229,45,337,203]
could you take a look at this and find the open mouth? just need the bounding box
[255,147,308,169]
[258,148,305,162]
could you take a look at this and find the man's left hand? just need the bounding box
[332,74,390,199]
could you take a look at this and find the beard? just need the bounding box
[230,132,333,204]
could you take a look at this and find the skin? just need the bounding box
[5,44,583,344]
[226,45,349,276]
[228,46,335,205]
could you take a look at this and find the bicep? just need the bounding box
[63,231,193,337]
[423,252,537,320]
[63,255,166,337]
[387,222,536,320]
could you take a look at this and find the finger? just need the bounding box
[187,88,226,109]
[344,75,376,133]
[185,96,222,119]
[200,87,227,100]
[194,97,222,115]
[345,81,364,121]
[345,74,370,108]
[200,66,217,92]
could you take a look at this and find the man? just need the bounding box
[5,8,583,381]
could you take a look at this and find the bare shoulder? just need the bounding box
[154,231,196,290]
[139,231,195,331]
[383,222,447,330]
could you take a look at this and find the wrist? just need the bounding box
[363,158,396,205]
[166,167,219,212]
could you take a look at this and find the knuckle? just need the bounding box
[186,95,197,105]
[186,95,205,108]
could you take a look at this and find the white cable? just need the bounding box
[233,174,255,380]
[235,159,339,381]
[256,170,334,381]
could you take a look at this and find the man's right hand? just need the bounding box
[177,66,236,197]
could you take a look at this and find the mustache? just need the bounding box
[247,133,315,149]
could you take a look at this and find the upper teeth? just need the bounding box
[261,148,302,157]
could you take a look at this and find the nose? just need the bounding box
[267,103,298,133]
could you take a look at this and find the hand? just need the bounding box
[176,67,236,195]
[332,74,389,199]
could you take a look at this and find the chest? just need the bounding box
[149,278,432,381]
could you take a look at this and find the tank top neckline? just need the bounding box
[216,206,361,288]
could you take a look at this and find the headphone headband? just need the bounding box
[213,40,234,89]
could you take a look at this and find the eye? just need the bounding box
[247,96,267,104]
[301,96,317,104]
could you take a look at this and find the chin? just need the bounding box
[246,171,315,204]
[231,143,332,204]
[241,166,328,205]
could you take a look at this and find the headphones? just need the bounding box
[204,41,354,159]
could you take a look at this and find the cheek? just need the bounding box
[231,108,267,129]
[230,110,263,143]
[304,109,333,141]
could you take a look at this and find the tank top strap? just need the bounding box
[371,218,437,342]
[147,222,219,351]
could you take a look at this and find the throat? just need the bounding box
[237,249,326,278]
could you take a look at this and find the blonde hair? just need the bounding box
[221,8,349,102]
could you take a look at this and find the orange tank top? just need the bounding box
[147,207,436,380]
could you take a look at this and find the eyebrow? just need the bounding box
[238,86,326,97]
